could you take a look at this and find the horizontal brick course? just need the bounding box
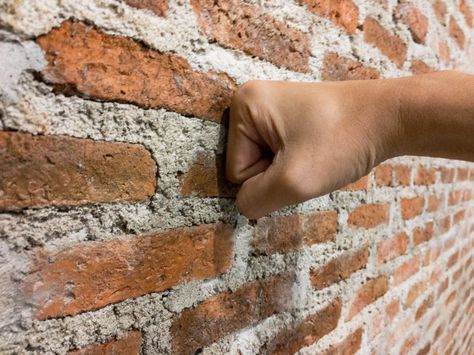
[68,331,141,355]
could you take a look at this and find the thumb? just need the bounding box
[236,155,295,219]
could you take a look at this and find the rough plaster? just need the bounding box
[0,0,473,354]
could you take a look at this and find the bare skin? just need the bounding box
[226,71,474,219]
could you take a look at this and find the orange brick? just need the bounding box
[170,273,295,354]
[321,328,363,355]
[415,294,433,320]
[298,0,359,33]
[124,0,167,16]
[24,224,233,319]
[448,190,463,205]
[311,247,369,290]
[427,194,443,213]
[414,166,436,185]
[68,331,141,355]
[304,211,338,245]
[393,255,420,285]
[456,167,470,181]
[375,164,393,187]
[413,222,434,246]
[340,175,370,191]
[386,299,400,321]
[411,60,434,75]
[433,0,448,26]
[440,167,455,183]
[460,0,473,27]
[377,232,408,265]
[394,165,411,186]
[348,203,389,229]
[347,275,389,320]
[322,53,379,81]
[0,132,157,211]
[401,197,424,220]
[405,280,427,307]
[394,4,428,44]
[449,16,465,48]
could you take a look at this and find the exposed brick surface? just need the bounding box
[264,299,341,354]
[363,17,407,68]
[433,0,448,26]
[322,52,380,81]
[347,203,389,228]
[441,167,455,183]
[415,294,434,320]
[0,132,156,211]
[310,247,369,290]
[415,166,436,185]
[170,273,295,354]
[449,16,465,48]
[460,0,473,27]
[394,255,421,285]
[377,232,409,265]
[298,0,359,33]
[375,164,393,186]
[24,224,233,319]
[394,164,411,185]
[68,331,141,355]
[401,197,425,220]
[180,152,237,197]
[304,211,338,244]
[405,280,428,307]
[413,222,434,246]
[347,276,389,320]
[427,194,443,212]
[394,4,428,44]
[124,0,167,16]
[191,0,310,72]
[438,40,451,63]
[411,60,434,75]
[37,21,235,122]
[321,328,362,355]
[340,175,370,191]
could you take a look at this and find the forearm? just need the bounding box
[396,71,474,162]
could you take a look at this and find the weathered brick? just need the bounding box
[321,328,363,355]
[124,0,167,16]
[445,290,456,305]
[447,251,459,268]
[394,164,411,185]
[191,0,310,72]
[394,4,428,44]
[37,21,235,122]
[413,222,434,246]
[414,166,436,185]
[439,215,451,234]
[415,294,433,320]
[448,190,463,205]
[304,211,338,245]
[405,280,427,307]
[440,167,455,183]
[385,299,400,321]
[375,164,393,186]
[456,167,470,181]
[427,194,442,213]
[449,16,465,48]
[453,209,465,225]
[298,0,359,33]
[417,343,431,355]
[424,245,441,267]
[170,273,295,354]
[24,224,233,319]
[438,40,451,63]
[310,246,368,290]
[347,203,389,229]
[179,152,237,197]
[461,0,474,27]
[251,214,304,255]
[433,0,448,26]
[411,59,434,75]
[363,17,407,68]
[264,299,341,355]
[401,197,425,220]
[346,275,389,320]
[377,231,408,265]
[400,334,418,355]
[0,132,156,211]
[321,52,380,81]
[393,255,420,285]
[340,175,370,191]
[68,331,141,355]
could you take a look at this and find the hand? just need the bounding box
[225,79,403,219]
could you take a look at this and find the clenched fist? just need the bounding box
[226,72,474,219]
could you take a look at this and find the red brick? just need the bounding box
[385,299,400,321]
[310,247,368,290]
[394,4,428,44]
[68,331,141,355]
[430,266,441,285]
[445,290,456,305]
[449,16,465,48]
[321,52,379,81]
[405,280,427,307]
[251,214,304,255]
[433,0,448,26]
[347,203,389,229]
[413,222,434,246]
[456,167,470,181]
[394,164,411,186]
[191,0,310,72]
[400,334,418,355]
[346,275,389,320]
[452,267,463,283]
[37,21,235,122]
[449,190,463,206]
[447,251,459,268]
[170,273,295,354]
[439,215,451,234]
[375,164,393,187]
[298,0,359,33]
[424,245,441,267]
[264,299,342,355]
[304,211,338,244]
[414,166,436,185]
[393,255,420,285]
[124,0,167,16]
[401,197,424,220]
[411,60,434,75]
[453,209,465,225]
[417,343,431,355]
[0,132,156,211]
[460,0,473,27]
[321,328,363,355]
[462,189,472,202]
[24,224,233,319]
[427,194,442,212]
[415,294,433,320]
[363,17,407,68]
[438,40,451,63]
[180,152,237,197]
[377,231,408,265]
[440,167,455,183]
[437,278,449,297]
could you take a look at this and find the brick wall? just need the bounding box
[0,0,473,354]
